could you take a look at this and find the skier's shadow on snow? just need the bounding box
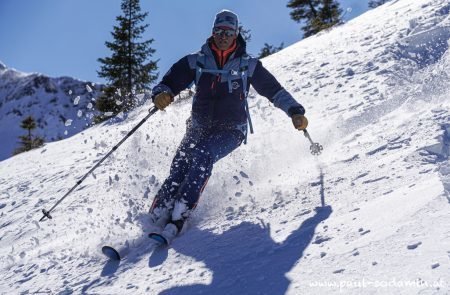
[159,205,332,295]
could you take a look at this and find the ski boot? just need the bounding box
[149,200,189,245]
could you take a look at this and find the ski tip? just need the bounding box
[102,246,121,260]
[148,233,168,245]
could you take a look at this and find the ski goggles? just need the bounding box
[213,27,236,37]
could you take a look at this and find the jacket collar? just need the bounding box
[200,33,247,67]
[210,39,237,68]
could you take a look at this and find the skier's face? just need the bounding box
[212,27,237,50]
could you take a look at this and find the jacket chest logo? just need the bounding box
[231,81,240,90]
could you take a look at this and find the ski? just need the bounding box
[148,232,169,246]
[102,245,121,260]
[148,222,181,246]
[101,222,183,260]
[101,234,163,260]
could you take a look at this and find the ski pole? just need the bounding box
[39,107,159,222]
[303,129,323,155]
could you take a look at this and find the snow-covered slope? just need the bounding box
[0,63,104,161]
[1,0,449,294]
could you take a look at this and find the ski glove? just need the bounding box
[291,114,308,130]
[154,92,174,110]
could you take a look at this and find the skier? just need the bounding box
[148,10,308,243]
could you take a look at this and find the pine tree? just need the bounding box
[97,0,158,115]
[14,116,44,155]
[369,0,391,8]
[258,43,284,59]
[287,0,342,38]
[287,0,320,37]
[311,0,342,34]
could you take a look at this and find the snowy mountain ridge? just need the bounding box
[0,0,449,294]
[0,63,104,161]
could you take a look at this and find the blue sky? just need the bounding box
[0,0,369,84]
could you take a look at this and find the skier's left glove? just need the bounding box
[291,114,308,130]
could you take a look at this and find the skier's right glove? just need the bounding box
[291,114,308,130]
[153,92,174,110]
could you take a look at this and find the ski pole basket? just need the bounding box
[303,130,323,156]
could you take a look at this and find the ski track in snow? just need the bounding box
[1,0,450,294]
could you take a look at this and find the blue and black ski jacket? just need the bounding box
[151,34,305,136]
